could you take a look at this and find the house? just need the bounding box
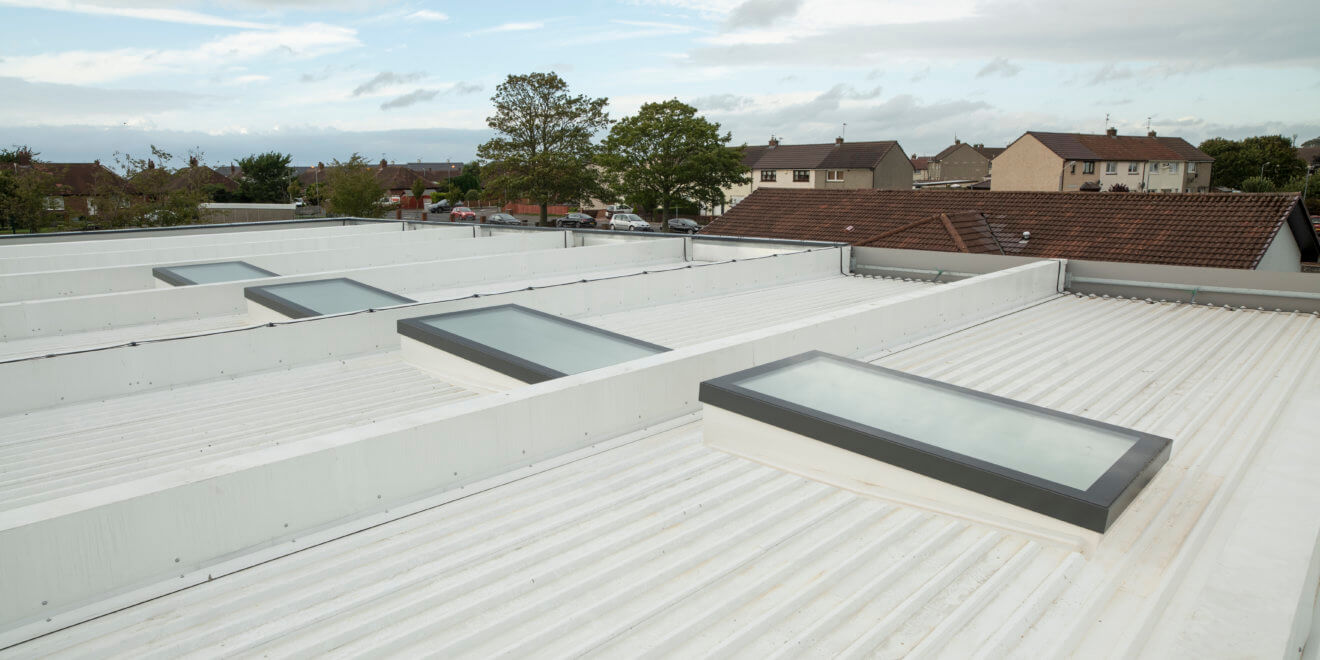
[23,160,127,218]
[409,161,465,182]
[925,140,1004,182]
[910,155,931,181]
[699,188,1319,271]
[992,129,1214,193]
[748,137,911,192]
[2,219,1320,656]
[1298,146,1320,173]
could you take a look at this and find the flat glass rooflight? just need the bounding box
[244,278,414,319]
[398,304,670,384]
[699,351,1170,532]
[153,261,278,286]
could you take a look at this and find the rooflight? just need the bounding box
[699,351,1170,532]
[152,261,277,286]
[398,304,670,384]
[244,278,414,319]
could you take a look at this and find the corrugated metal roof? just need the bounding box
[11,294,1317,657]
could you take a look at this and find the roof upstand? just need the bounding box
[699,351,1170,532]
[244,278,414,319]
[153,261,278,286]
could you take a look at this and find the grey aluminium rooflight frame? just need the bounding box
[398,304,671,384]
[699,351,1171,533]
[244,278,415,319]
[152,261,278,286]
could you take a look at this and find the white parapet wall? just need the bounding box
[0,228,535,303]
[0,258,1062,636]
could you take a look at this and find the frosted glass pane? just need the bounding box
[158,261,273,284]
[418,306,665,375]
[734,357,1136,491]
[259,280,410,315]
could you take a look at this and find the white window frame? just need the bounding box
[1149,161,1161,173]
[1082,162,1095,174]
[43,196,65,211]
[1169,162,1179,174]
[1104,162,1117,175]
[1187,162,1197,173]
[1128,162,1139,174]
[826,170,844,182]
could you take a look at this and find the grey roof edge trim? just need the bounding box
[243,277,415,319]
[151,261,279,286]
[397,303,671,385]
[698,350,1171,533]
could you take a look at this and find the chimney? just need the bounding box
[147,159,155,169]
[93,159,100,166]
[954,138,961,145]
[1106,127,1118,137]
[974,143,983,149]
[1147,130,1157,137]
[229,164,235,174]
[317,162,325,170]
[379,158,388,169]
[835,136,844,146]
[768,137,779,148]
[188,156,198,168]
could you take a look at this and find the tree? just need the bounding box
[236,152,294,203]
[410,178,427,206]
[449,161,481,195]
[598,99,749,223]
[287,179,304,204]
[0,145,58,233]
[304,182,325,206]
[109,146,207,227]
[1107,183,1130,192]
[1302,137,1320,148]
[477,72,611,224]
[1240,176,1276,193]
[1199,135,1306,189]
[325,154,386,218]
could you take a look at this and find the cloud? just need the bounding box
[231,74,270,85]
[723,0,802,28]
[451,81,483,95]
[692,93,752,111]
[475,21,544,33]
[1088,64,1133,85]
[976,57,1021,78]
[0,76,205,125]
[407,9,448,21]
[0,0,274,29]
[352,71,423,96]
[0,23,360,84]
[380,88,439,110]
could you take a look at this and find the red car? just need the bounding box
[449,206,476,222]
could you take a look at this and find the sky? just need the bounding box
[1,0,1318,170]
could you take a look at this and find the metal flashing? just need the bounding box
[699,351,1171,532]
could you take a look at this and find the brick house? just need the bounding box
[992,129,1214,193]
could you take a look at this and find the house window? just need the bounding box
[1149,162,1161,173]
[760,170,776,182]
[43,196,64,211]
[1104,162,1117,174]
[1070,164,1077,174]
[793,170,810,182]
[1169,162,1179,174]
[826,170,844,182]
[1082,162,1095,174]
[1128,162,1139,174]
[1188,162,1198,173]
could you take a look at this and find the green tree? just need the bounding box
[410,178,427,206]
[236,151,294,203]
[304,182,325,206]
[477,72,611,225]
[0,167,57,233]
[449,161,481,195]
[1199,135,1307,189]
[598,99,749,223]
[113,146,206,227]
[1239,176,1275,192]
[325,154,386,218]
[287,179,304,204]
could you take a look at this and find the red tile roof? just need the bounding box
[1026,132,1213,162]
[910,157,931,171]
[33,163,124,196]
[699,188,1317,269]
[750,141,901,170]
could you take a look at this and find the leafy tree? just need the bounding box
[287,179,303,204]
[598,99,748,223]
[477,72,611,224]
[1107,183,1130,192]
[304,182,325,206]
[110,146,208,227]
[1239,176,1275,192]
[236,151,294,203]
[410,178,427,204]
[449,161,481,195]
[464,189,480,204]
[325,154,386,218]
[0,164,57,233]
[1199,135,1307,189]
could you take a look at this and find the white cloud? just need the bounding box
[407,9,448,21]
[231,74,271,84]
[475,21,544,33]
[0,23,361,84]
[0,0,274,29]
[380,88,440,110]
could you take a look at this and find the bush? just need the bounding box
[1107,183,1130,192]
[1240,176,1275,193]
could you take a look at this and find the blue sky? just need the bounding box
[2,0,1318,169]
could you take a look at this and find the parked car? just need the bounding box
[486,212,521,225]
[667,217,700,234]
[609,213,653,231]
[555,212,597,228]
[604,204,634,218]
[449,206,476,222]
[428,199,452,213]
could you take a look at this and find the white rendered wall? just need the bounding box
[0,259,1062,634]
[1255,226,1303,272]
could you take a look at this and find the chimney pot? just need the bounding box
[317,162,324,169]
[835,136,843,145]
[188,156,198,168]
[147,159,155,169]
[1147,130,1157,137]
[768,137,779,148]
[1106,127,1118,137]
[379,158,388,168]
